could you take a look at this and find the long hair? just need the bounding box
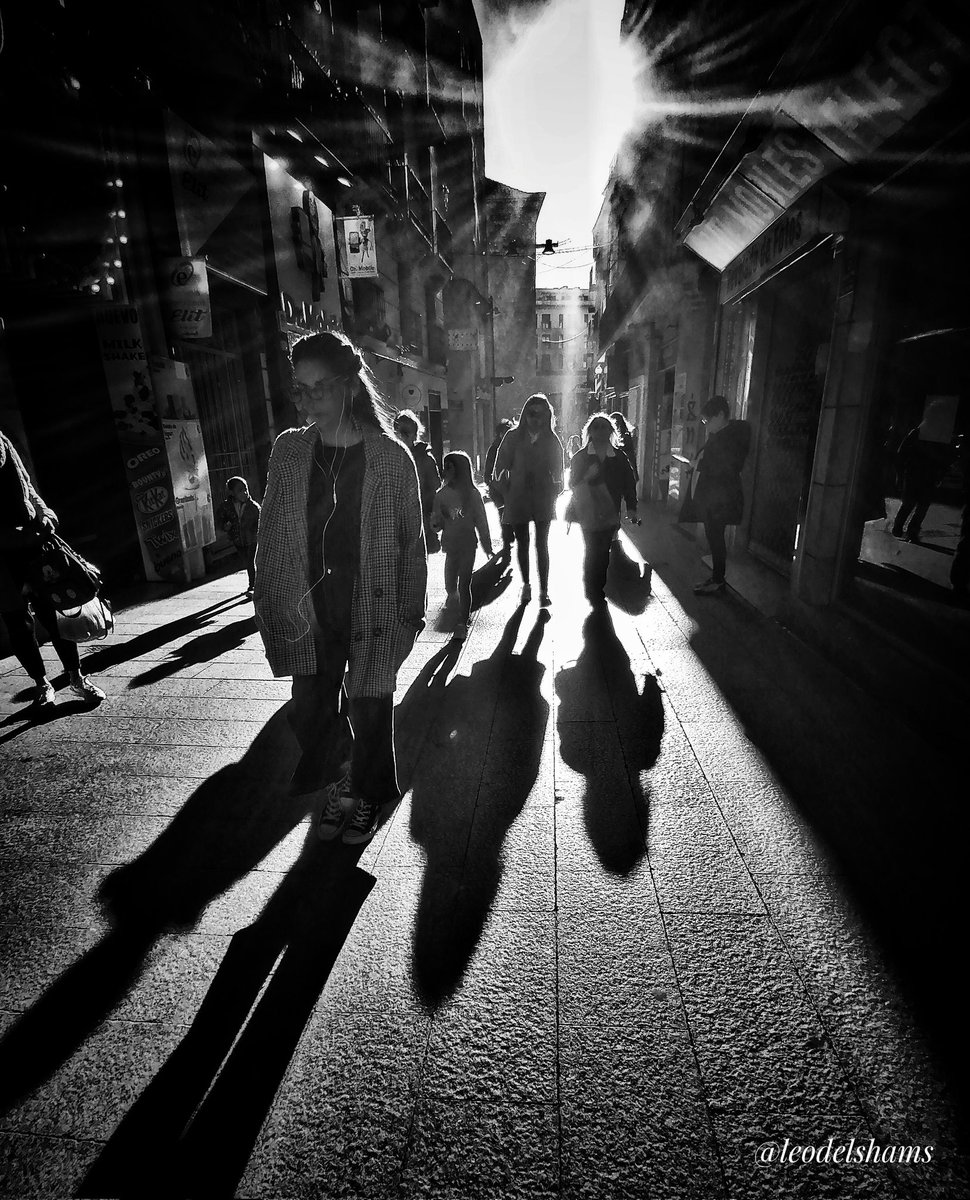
[515,393,556,436]
[442,450,475,506]
[583,412,622,448]
[610,411,634,439]
[290,331,394,433]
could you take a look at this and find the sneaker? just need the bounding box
[520,583,532,603]
[69,675,105,702]
[539,591,551,607]
[452,620,467,641]
[31,680,56,710]
[317,768,353,841]
[245,588,254,598]
[693,578,725,596]
[342,797,380,845]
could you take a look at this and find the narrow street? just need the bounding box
[1,508,967,1199]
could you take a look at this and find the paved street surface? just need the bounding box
[1,507,968,1199]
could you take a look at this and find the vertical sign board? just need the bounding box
[337,215,378,278]
[95,306,187,582]
[161,257,212,339]
[152,358,217,552]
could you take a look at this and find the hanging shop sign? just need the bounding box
[162,257,212,339]
[719,187,849,305]
[337,215,378,278]
[264,155,342,330]
[684,2,969,272]
[95,306,186,583]
[151,358,217,552]
[165,110,253,257]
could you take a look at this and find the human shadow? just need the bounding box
[555,608,663,873]
[605,534,653,615]
[0,693,99,746]
[470,553,513,611]
[405,605,549,1008]
[73,595,250,678]
[0,706,307,1112]
[126,615,258,687]
[78,849,375,1198]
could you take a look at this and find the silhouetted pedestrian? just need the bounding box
[679,395,751,595]
[610,411,639,481]
[484,418,515,560]
[431,451,494,641]
[493,394,564,606]
[216,476,260,596]
[568,413,639,606]
[394,409,441,553]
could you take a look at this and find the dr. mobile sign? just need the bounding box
[337,215,378,278]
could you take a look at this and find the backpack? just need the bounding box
[28,533,102,611]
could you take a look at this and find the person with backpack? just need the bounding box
[0,430,105,709]
[431,451,494,641]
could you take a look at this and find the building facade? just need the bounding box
[530,288,597,441]
[595,0,970,665]
[0,0,491,589]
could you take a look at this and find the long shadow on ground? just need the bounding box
[403,606,549,1008]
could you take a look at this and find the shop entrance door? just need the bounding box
[747,263,830,572]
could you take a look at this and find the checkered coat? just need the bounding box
[254,424,427,697]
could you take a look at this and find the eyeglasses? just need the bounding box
[290,377,339,404]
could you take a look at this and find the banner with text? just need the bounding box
[337,215,378,278]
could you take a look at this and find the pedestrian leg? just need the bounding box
[535,520,551,601]
[514,523,531,586]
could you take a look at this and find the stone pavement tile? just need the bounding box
[558,1019,725,1200]
[711,781,835,875]
[666,913,856,1111]
[0,1018,187,1142]
[709,1105,904,1199]
[185,660,278,680]
[59,694,285,722]
[0,812,173,867]
[76,657,208,679]
[193,868,290,936]
[370,792,474,872]
[400,1099,559,1200]
[0,860,113,932]
[0,923,103,1014]
[832,1033,970,1198]
[239,1007,428,1199]
[2,742,241,782]
[754,873,915,1042]
[648,811,765,915]
[678,721,785,790]
[0,1131,103,1197]
[125,675,293,701]
[467,802,556,913]
[0,774,202,818]
[480,738,556,807]
[15,714,261,750]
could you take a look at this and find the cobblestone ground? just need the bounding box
[0,508,967,1199]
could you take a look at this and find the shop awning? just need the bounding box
[682,2,969,272]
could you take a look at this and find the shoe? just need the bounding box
[31,680,56,710]
[452,620,467,641]
[68,675,105,702]
[342,797,380,845]
[692,578,725,596]
[539,592,551,607]
[245,588,254,598]
[520,584,532,603]
[317,768,353,841]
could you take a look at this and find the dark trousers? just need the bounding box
[892,495,931,540]
[581,527,615,600]
[512,520,551,591]
[952,503,970,594]
[1,550,81,680]
[703,516,727,584]
[288,670,400,803]
[236,543,256,588]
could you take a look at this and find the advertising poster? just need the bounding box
[95,306,187,582]
[162,257,212,339]
[337,214,378,278]
[152,357,217,552]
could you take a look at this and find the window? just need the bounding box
[540,313,551,329]
[558,314,564,327]
[540,353,552,373]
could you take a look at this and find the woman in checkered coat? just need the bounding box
[254,332,427,846]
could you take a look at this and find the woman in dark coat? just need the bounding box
[393,409,441,552]
[568,413,640,605]
[679,395,751,595]
[610,411,639,482]
[254,333,427,846]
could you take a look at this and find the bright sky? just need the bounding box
[473,0,633,289]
